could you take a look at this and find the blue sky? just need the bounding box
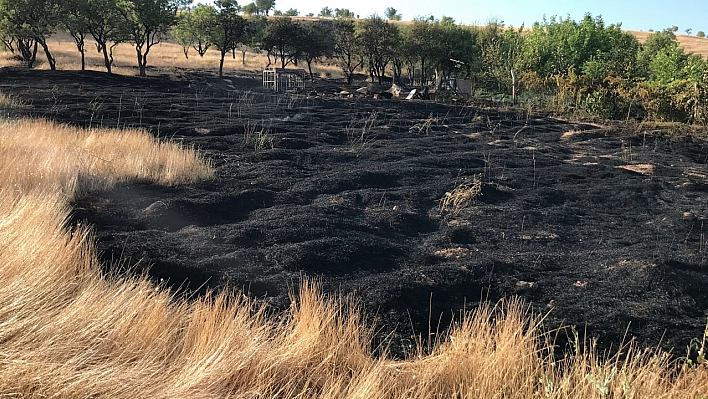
[263,0,707,33]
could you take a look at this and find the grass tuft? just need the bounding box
[439,174,483,217]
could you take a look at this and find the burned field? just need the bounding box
[4,68,708,357]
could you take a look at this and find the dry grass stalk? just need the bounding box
[439,174,483,216]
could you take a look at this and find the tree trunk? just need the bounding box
[31,42,38,68]
[18,39,37,68]
[101,42,112,74]
[306,59,314,81]
[136,47,146,77]
[241,49,247,66]
[182,46,189,59]
[219,51,225,77]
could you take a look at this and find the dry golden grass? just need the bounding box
[2,90,708,396]
[0,118,213,196]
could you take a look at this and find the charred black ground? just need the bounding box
[3,67,708,358]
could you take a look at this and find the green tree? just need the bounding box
[209,0,246,76]
[650,44,704,84]
[384,7,401,21]
[118,0,176,77]
[357,15,399,83]
[173,3,216,58]
[0,0,60,69]
[283,8,298,16]
[255,0,273,16]
[522,14,636,78]
[318,6,333,18]
[262,16,302,68]
[636,29,678,78]
[62,0,90,70]
[697,31,705,38]
[334,8,354,19]
[404,18,444,85]
[84,0,127,74]
[242,2,257,15]
[440,15,454,26]
[332,18,363,83]
[235,14,266,65]
[300,21,333,79]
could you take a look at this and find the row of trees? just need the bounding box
[0,0,197,76]
[178,9,708,124]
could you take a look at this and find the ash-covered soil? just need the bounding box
[4,67,708,357]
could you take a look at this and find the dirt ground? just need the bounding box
[3,67,708,358]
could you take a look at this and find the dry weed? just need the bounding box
[439,174,483,216]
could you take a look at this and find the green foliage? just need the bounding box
[255,0,274,16]
[332,18,363,84]
[173,3,216,58]
[478,22,524,91]
[261,16,301,68]
[283,8,298,16]
[649,44,699,84]
[522,14,637,78]
[318,6,333,18]
[210,0,246,76]
[61,0,91,70]
[357,15,400,83]
[440,15,454,26]
[384,7,401,21]
[334,8,355,19]
[636,29,678,78]
[402,18,478,86]
[698,31,706,38]
[118,0,176,76]
[300,21,333,79]
[242,2,257,15]
[0,0,61,69]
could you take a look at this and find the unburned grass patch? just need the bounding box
[439,174,483,217]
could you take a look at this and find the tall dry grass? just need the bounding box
[0,118,212,196]
[2,113,708,397]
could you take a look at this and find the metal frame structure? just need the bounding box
[262,68,307,92]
